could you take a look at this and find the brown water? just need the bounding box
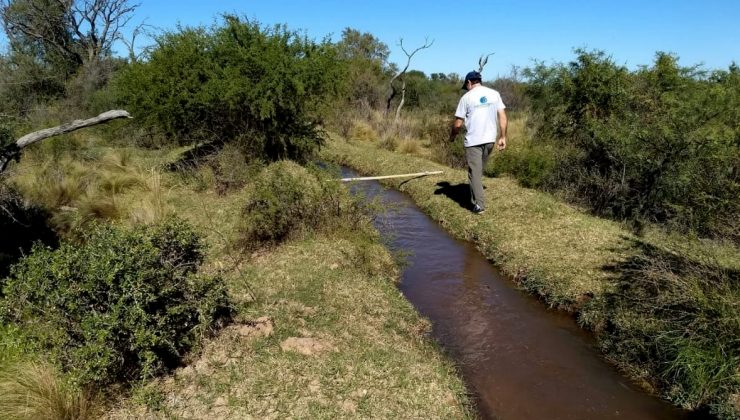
[345,170,689,420]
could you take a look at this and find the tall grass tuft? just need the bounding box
[0,361,97,420]
[396,138,421,155]
[131,169,171,224]
[347,119,378,142]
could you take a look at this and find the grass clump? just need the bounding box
[347,119,378,142]
[0,360,98,420]
[239,160,366,248]
[0,217,231,386]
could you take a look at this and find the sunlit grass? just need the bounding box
[322,131,740,418]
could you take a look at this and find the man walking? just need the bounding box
[449,71,507,214]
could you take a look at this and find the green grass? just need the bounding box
[322,132,740,418]
[110,233,471,419]
[3,139,473,418]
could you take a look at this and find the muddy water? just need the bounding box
[345,171,687,420]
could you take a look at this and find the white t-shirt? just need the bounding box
[454,85,506,147]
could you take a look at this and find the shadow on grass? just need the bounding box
[0,185,58,279]
[165,140,224,171]
[594,237,739,418]
[434,181,471,210]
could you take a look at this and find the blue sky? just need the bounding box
[31,1,740,77]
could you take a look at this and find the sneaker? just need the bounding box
[472,204,485,214]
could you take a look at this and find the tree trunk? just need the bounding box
[394,79,406,123]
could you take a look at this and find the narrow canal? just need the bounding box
[344,169,688,420]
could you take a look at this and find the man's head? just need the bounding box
[462,71,482,90]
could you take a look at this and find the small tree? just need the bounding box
[336,27,391,109]
[115,15,346,162]
[385,37,433,122]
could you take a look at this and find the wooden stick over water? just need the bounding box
[340,170,443,182]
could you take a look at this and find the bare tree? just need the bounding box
[1,0,139,66]
[385,37,434,122]
[120,19,157,63]
[478,52,494,73]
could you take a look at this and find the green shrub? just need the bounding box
[114,15,346,162]
[239,161,366,247]
[488,135,559,188]
[524,50,740,241]
[208,142,263,195]
[0,217,231,386]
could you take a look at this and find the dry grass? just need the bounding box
[396,138,422,155]
[8,142,175,232]
[129,169,172,224]
[347,119,378,142]
[0,361,98,420]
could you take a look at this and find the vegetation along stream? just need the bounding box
[344,168,689,420]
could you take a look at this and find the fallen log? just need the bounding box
[0,110,132,174]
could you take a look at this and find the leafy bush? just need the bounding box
[523,50,740,241]
[488,137,558,188]
[0,217,231,386]
[239,161,366,247]
[114,15,346,162]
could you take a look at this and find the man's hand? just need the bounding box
[450,118,463,142]
[497,136,507,151]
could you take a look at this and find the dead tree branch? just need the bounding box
[120,19,156,63]
[478,52,495,73]
[385,37,434,121]
[0,110,131,174]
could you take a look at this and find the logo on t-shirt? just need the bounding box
[480,96,488,104]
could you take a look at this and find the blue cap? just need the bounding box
[462,71,482,89]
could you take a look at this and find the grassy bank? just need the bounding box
[1,135,472,419]
[109,162,472,418]
[322,133,740,418]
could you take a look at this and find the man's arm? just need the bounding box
[497,109,507,150]
[449,117,464,142]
